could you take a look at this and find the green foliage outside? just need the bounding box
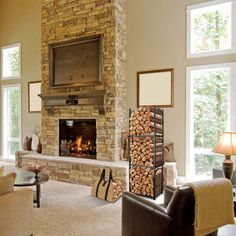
[195,154,224,176]
[192,4,231,176]
[193,69,229,149]
[8,141,20,156]
[193,69,229,176]
[194,8,229,52]
[8,87,20,138]
[8,87,20,156]
[8,48,20,76]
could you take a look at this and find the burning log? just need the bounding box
[70,136,83,152]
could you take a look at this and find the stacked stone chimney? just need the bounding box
[41,0,126,161]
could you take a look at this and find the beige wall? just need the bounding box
[126,0,236,176]
[0,0,41,155]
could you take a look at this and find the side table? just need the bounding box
[14,168,49,208]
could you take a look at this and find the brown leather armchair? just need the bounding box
[122,186,218,236]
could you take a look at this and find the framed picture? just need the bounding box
[137,68,174,107]
[28,81,41,112]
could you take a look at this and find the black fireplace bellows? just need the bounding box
[59,119,96,159]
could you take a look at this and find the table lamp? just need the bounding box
[213,131,236,180]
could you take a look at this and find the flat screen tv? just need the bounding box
[49,36,102,88]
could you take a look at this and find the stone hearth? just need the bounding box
[41,0,127,162]
[21,153,128,190]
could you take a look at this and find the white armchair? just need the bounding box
[0,188,33,236]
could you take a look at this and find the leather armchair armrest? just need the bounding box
[123,191,167,213]
[122,192,171,236]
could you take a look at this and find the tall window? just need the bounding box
[186,63,236,177]
[1,43,21,79]
[2,85,21,159]
[187,0,236,58]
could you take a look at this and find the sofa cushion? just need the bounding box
[31,134,39,151]
[0,172,16,196]
[164,143,175,162]
[23,136,32,151]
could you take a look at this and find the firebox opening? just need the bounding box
[59,119,96,159]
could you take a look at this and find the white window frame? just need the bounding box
[1,84,22,160]
[186,0,236,58]
[1,43,21,80]
[186,62,236,178]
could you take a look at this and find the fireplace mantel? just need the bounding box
[39,90,106,114]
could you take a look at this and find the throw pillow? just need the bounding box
[31,134,39,151]
[164,143,175,162]
[23,136,32,151]
[0,172,16,196]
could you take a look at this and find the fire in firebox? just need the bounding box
[59,119,96,159]
[70,135,96,154]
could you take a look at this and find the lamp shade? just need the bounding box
[213,132,236,156]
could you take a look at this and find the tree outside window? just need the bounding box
[192,68,229,176]
[2,85,21,159]
[1,44,21,79]
[187,1,236,58]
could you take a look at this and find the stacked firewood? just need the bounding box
[129,106,162,136]
[129,106,164,197]
[129,106,164,167]
[110,181,123,202]
[130,168,162,197]
[130,137,163,167]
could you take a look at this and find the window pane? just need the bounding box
[194,154,224,176]
[2,85,21,159]
[2,45,21,78]
[193,68,229,149]
[8,87,21,138]
[191,2,231,53]
[8,141,20,156]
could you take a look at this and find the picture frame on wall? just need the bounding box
[137,68,174,107]
[28,81,41,113]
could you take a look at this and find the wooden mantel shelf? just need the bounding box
[39,90,106,100]
[39,90,106,114]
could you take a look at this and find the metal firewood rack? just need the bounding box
[128,106,164,200]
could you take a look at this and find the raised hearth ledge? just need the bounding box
[22,153,128,167]
[21,153,128,190]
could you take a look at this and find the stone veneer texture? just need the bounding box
[41,0,127,161]
[21,157,127,190]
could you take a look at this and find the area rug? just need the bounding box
[33,180,122,236]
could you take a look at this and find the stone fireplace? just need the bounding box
[40,0,127,162]
[59,119,96,159]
